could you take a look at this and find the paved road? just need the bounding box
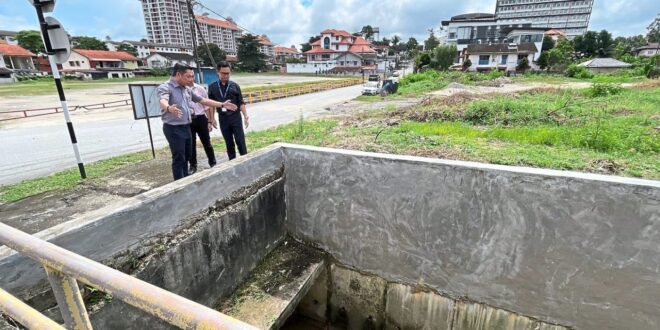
[0,85,361,185]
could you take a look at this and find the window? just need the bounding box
[501,55,508,65]
[479,55,489,65]
[335,45,339,50]
[457,27,472,39]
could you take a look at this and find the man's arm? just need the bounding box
[240,104,249,128]
[157,84,182,118]
[198,98,237,111]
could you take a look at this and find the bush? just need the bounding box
[587,82,623,97]
[487,69,505,80]
[462,58,472,71]
[565,64,594,79]
[149,67,170,77]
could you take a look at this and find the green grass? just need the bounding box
[240,85,659,179]
[0,150,153,203]
[513,72,648,85]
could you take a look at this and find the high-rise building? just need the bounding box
[140,0,193,47]
[139,0,243,56]
[495,0,594,37]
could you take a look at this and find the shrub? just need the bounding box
[462,58,472,71]
[587,82,622,97]
[565,64,594,79]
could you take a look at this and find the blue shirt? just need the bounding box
[157,79,202,125]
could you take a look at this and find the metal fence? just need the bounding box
[0,222,258,330]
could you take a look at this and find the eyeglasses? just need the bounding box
[219,72,230,75]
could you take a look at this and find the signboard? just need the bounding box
[44,16,71,64]
[27,0,56,13]
[129,84,162,120]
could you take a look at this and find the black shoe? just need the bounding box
[189,165,197,174]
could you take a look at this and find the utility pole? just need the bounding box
[185,0,203,83]
[29,0,86,179]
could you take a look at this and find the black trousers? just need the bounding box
[162,123,191,181]
[189,115,216,167]
[219,116,247,160]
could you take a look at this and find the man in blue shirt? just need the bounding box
[208,62,250,160]
[158,64,236,180]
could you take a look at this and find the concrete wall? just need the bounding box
[0,145,284,300]
[282,144,660,330]
[90,178,287,328]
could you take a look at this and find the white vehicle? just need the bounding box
[361,81,380,95]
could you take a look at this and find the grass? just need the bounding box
[513,72,648,85]
[0,150,153,203]
[240,84,660,179]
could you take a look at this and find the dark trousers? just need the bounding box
[189,115,216,167]
[219,117,247,160]
[163,123,192,180]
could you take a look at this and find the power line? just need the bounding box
[192,0,258,36]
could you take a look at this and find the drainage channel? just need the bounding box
[214,238,570,330]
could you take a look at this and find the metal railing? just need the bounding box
[0,222,258,330]
[0,99,132,122]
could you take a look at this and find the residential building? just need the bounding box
[62,50,139,79]
[290,29,378,74]
[462,43,538,72]
[140,0,193,47]
[106,39,192,59]
[146,52,196,68]
[0,30,18,45]
[442,13,534,53]
[500,27,546,60]
[256,35,275,59]
[139,1,243,56]
[0,43,36,83]
[195,15,243,56]
[544,29,567,41]
[274,46,301,64]
[0,43,36,71]
[495,0,594,37]
[632,43,660,57]
[578,58,632,74]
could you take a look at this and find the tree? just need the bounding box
[424,30,439,51]
[517,57,530,73]
[392,35,401,46]
[648,16,660,43]
[237,34,267,72]
[542,35,555,52]
[73,36,108,50]
[196,44,226,66]
[430,44,456,71]
[597,30,614,57]
[613,42,631,60]
[361,25,375,40]
[538,52,549,70]
[406,37,419,52]
[300,35,320,53]
[16,30,44,54]
[574,31,598,58]
[546,38,575,71]
[117,43,138,57]
[414,52,431,72]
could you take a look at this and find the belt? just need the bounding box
[191,114,206,119]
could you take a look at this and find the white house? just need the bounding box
[0,42,36,83]
[146,52,196,69]
[632,43,660,57]
[62,49,140,79]
[106,39,193,60]
[288,29,377,74]
[0,30,18,45]
[257,35,276,60]
[463,43,538,72]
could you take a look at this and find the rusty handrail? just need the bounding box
[0,222,257,330]
[0,287,65,330]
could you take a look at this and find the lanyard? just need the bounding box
[217,81,232,101]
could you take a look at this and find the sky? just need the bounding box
[1,0,658,49]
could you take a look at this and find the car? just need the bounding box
[392,72,400,77]
[361,81,380,95]
[368,74,380,82]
